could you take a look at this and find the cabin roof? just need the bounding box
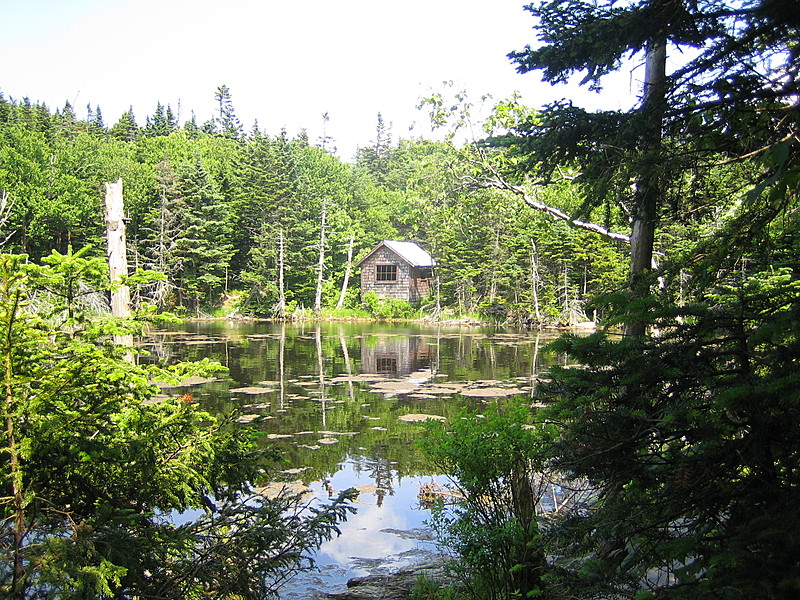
[356,240,435,268]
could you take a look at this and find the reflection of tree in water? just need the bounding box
[352,446,396,507]
[146,339,174,364]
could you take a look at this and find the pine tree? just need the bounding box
[109,107,138,142]
[0,252,355,599]
[214,84,242,140]
[143,102,176,137]
[172,157,234,312]
[355,113,393,184]
[485,1,800,597]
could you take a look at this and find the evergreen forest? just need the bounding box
[0,88,630,324]
[1,0,799,598]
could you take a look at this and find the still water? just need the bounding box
[141,321,566,597]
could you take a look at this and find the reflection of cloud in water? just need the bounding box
[317,500,417,568]
[310,461,439,576]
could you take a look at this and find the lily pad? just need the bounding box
[460,387,524,398]
[257,480,311,500]
[370,381,417,394]
[230,386,274,395]
[398,413,446,423]
[330,374,387,383]
[241,402,270,410]
[422,386,462,395]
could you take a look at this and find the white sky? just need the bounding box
[0,0,640,161]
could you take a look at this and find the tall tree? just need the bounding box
[173,157,234,311]
[214,84,242,140]
[143,102,177,137]
[485,0,800,597]
[355,113,393,184]
[496,0,798,312]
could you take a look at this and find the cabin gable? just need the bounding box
[358,241,434,303]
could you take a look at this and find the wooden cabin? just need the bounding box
[357,240,435,303]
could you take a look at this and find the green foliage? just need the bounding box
[534,257,800,598]
[0,253,354,599]
[0,92,633,320]
[420,400,551,600]
[411,574,460,600]
[362,290,418,319]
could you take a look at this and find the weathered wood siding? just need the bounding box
[360,248,412,300]
[410,267,432,300]
[360,248,433,302]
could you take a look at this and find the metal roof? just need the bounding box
[357,240,435,268]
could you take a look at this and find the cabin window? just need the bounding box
[376,357,398,374]
[376,264,397,282]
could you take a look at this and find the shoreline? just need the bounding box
[184,314,600,332]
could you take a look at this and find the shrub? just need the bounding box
[362,290,418,319]
[419,400,553,600]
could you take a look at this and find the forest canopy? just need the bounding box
[0,90,632,324]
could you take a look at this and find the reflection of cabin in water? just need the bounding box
[361,335,432,377]
[357,240,435,303]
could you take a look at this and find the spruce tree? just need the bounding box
[109,107,138,142]
[489,1,800,597]
[214,84,242,140]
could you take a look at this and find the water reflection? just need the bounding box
[140,322,569,596]
[361,334,433,376]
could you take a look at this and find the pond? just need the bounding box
[141,321,569,598]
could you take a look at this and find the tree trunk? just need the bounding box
[314,199,328,314]
[104,179,134,361]
[315,324,326,427]
[1,268,26,599]
[335,236,354,310]
[0,191,14,247]
[338,329,355,401]
[626,37,667,337]
[563,262,569,323]
[277,228,286,318]
[5,336,26,599]
[530,239,542,323]
[278,323,286,409]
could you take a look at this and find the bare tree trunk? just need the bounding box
[314,199,328,314]
[338,328,355,401]
[488,228,501,303]
[335,236,354,310]
[563,262,570,323]
[277,228,286,318]
[105,179,134,361]
[530,239,542,322]
[0,191,15,247]
[315,324,326,427]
